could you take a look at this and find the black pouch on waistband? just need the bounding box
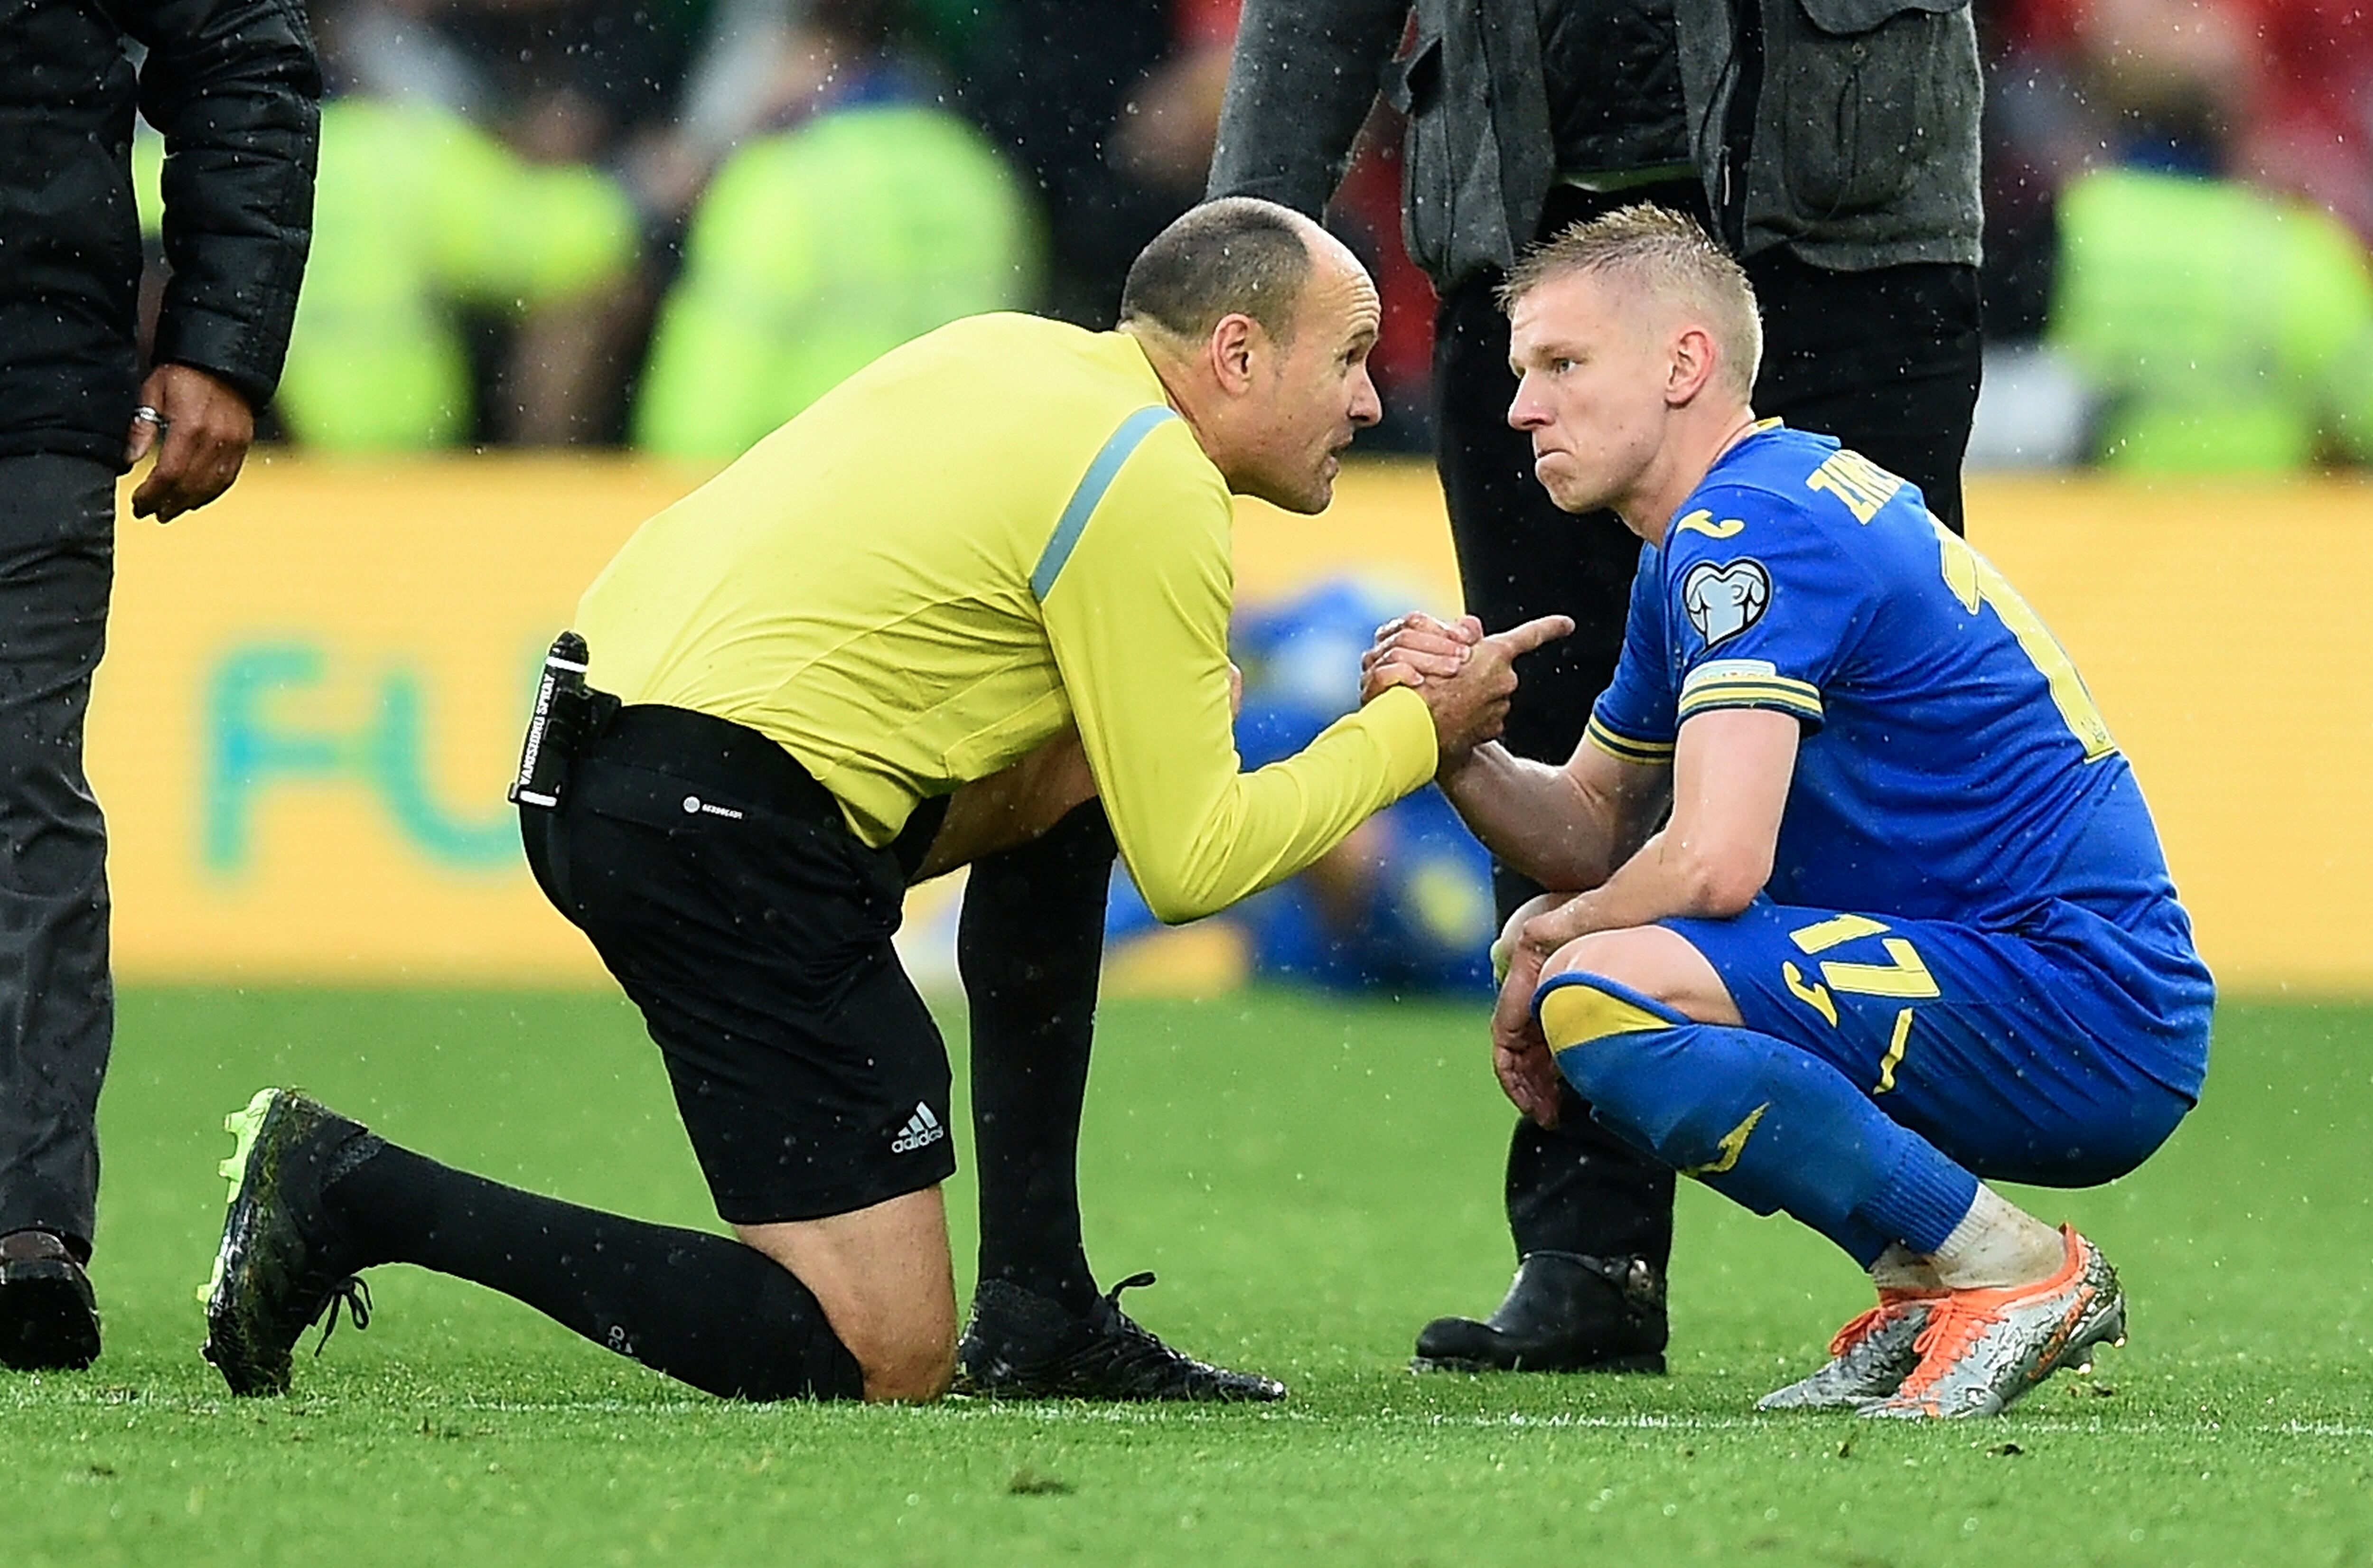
[509,631,619,810]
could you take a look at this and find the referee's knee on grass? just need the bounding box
[720,1268,952,1403]
[803,1269,959,1403]
[841,1322,957,1403]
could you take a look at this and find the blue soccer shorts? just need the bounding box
[1655,896,2209,1188]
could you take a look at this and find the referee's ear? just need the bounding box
[1206,311,1268,396]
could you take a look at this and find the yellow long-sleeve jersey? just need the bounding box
[575,312,1436,923]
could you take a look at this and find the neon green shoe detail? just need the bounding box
[198,1089,281,1307]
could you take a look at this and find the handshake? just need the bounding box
[1359,611,1575,773]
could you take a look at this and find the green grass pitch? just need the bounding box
[3,986,2367,1565]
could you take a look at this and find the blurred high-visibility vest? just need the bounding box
[217,98,636,450]
[2050,167,2373,472]
[634,100,1039,459]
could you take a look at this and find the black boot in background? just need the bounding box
[0,1229,100,1372]
[1412,1083,1674,1373]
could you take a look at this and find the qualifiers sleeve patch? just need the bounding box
[1681,558,1771,647]
[1676,657,1823,725]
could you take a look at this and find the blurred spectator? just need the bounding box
[1981,0,2253,340]
[1106,0,1238,198]
[966,0,1439,443]
[2051,166,2373,469]
[1995,0,2373,246]
[2231,0,2373,245]
[155,94,637,450]
[634,0,1039,458]
[1976,0,2373,469]
[1106,580,1497,995]
[330,0,719,160]
[290,0,761,446]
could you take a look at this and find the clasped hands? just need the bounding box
[1357,610,1572,772]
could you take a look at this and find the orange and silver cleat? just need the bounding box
[1862,1226,2126,1420]
[1756,1286,1945,1412]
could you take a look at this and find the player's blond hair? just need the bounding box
[1499,204,1764,400]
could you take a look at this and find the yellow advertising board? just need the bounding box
[87,456,2373,993]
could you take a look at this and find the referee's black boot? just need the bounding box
[1410,1251,1668,1374]
[202,1089,379,1397]
[955,1271,1286,1401]
[0,1229,101,1372]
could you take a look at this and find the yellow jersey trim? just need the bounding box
[1675,682,1825,722]
[1584,713,1676,765]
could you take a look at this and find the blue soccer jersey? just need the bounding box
[1587,424,2211,1094]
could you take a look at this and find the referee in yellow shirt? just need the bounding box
[201,198,1566,1404]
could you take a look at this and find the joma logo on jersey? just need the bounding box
[1672,509,1746,540]
[1682,559,1771,646]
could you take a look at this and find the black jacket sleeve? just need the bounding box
[127,0,320,409]
[1206,0,1408,215]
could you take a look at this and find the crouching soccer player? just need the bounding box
[197,197,1564,1405]
[1366,205,2213,1419]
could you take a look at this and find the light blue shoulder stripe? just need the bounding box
[1030,405,1180,601]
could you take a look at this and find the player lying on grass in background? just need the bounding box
[1364,205,2213,1419]
[197,197,1569,1406]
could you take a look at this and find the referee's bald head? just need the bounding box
[1121,196,1381,514]
[1119,197,1318,347]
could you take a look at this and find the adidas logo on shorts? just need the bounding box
[891,1102,946,1154]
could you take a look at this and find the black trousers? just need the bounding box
[0,455,117,1260]
[1435,182,1982,1269]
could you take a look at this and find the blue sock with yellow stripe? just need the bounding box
[1534,973,1978,1267]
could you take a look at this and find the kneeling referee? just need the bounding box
[199,198,1561,1402]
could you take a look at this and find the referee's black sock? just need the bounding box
[322,1144,864,1401]
[959,799,1113,1316]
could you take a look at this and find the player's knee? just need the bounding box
[1539,928,1677,1004]
[1541,925,1736,1025]
[839,1276,959,1402]
[1531,972,1741,1166]
[1533,970,1682,1091]
[733,1190,957,1402]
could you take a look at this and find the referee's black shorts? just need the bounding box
[520,704,955,1225]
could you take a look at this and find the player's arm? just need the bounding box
[1480,707,1796,1125]
[1501,479,1846,951]
[1512,707,1798,961]
[1041,430,1441,924]
[1362,600,1672,891]
[1413,735,1669,893]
